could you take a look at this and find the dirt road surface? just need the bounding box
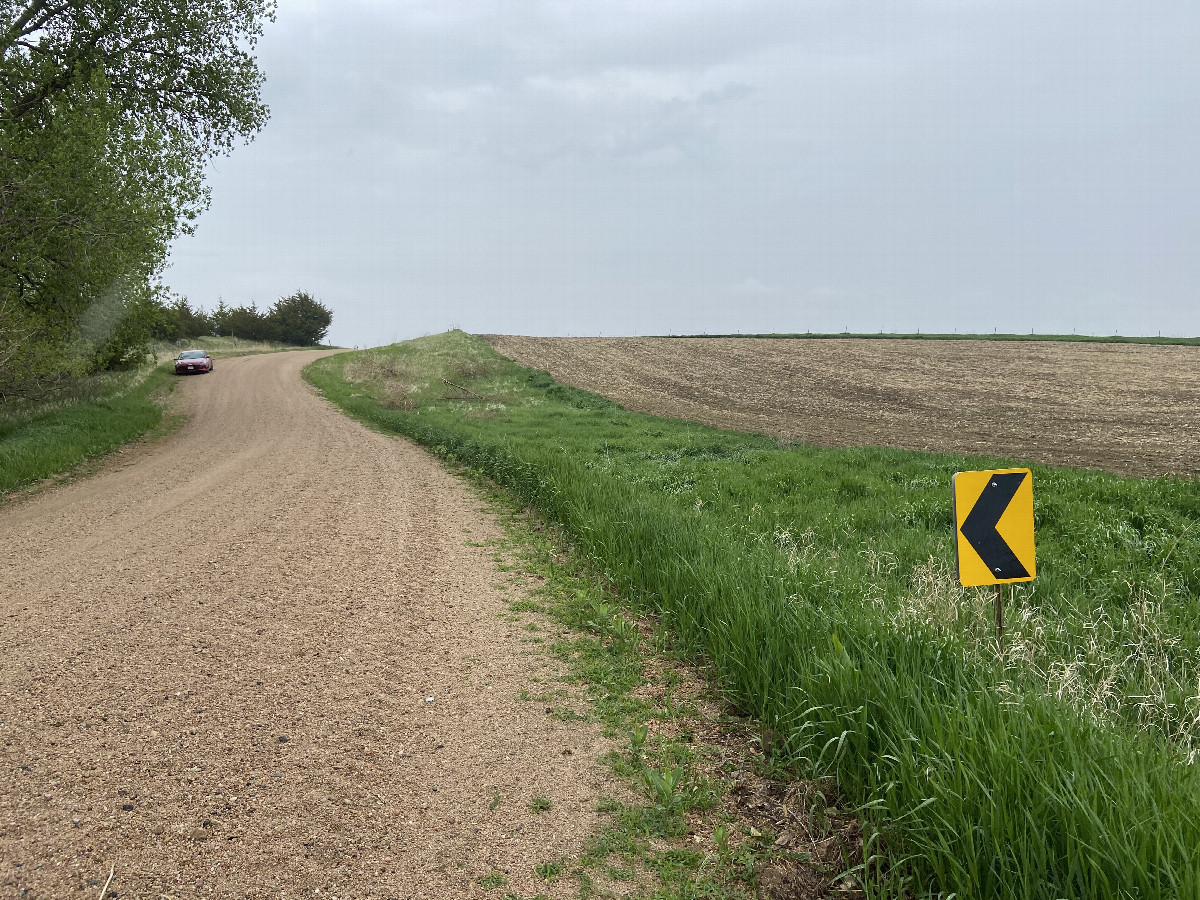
[0,351,614,898]
[486,336,1200,477]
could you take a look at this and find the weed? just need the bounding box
[546,705,585,722]
[627,724,649,758]
[714,824,731,861]
[534,857,566,880]
[643,765,686,812]
[476,872,506,890]
[529,796,552,813]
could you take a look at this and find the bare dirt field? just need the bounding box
[0,351,615,898]
[484,336,1200,477]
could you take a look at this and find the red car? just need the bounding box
[174,349,214,375]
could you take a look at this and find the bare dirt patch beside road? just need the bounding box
[485,336,1200,477]
[0,351,615,898]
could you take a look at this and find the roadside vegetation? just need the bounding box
[153,292,334,348]
[0,364,173,497]
[0,1,278,401]
[480,485,853,897]
[307,330,1200,899]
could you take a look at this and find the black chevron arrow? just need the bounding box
[961,472,1030,579]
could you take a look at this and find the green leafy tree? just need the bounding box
[225,303,270,341]
[1,0,274,152]
[151,296,213,342]
[265,291,332,346]
[0,73,193,391]
[87,283,166,371]
[0,0,275,391]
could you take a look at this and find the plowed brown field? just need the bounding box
[483,336,1200,477]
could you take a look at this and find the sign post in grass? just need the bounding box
[953,468,1037,648]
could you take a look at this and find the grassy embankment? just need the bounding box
[669,332,1200,345]
[306,331,1200,899]
[0,364,177,496]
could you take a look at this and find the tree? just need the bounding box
[0,0,274,392]
[87,282,164,371]
[209,299,230,336]
[222,302,270,341]
[0,72,194,390]
[151,295,212,341]
[265,291,332,346]
[205,293,333,345]
[1,0,274,154]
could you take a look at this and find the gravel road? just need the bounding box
[0,350,614,898]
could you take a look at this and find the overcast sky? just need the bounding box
[164,0,1200,347]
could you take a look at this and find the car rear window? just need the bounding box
[179,351,207,359]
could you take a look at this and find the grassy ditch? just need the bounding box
[306,331,1200,899]
[0,364,173,496]
[479,484,866,898]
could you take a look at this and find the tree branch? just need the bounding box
[2,0,69,49]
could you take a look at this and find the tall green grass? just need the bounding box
[0,365,171,495]
[306,331,1200,898]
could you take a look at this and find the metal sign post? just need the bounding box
[993,584,1004,650]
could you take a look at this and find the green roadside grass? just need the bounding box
[481,489,807,897]
[664,332,1200,345]
[0,364,173,497]
[305,331,1200,900]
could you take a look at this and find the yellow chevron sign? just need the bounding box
[953,468,1036,587]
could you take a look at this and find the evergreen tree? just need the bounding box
[265,292,333,346]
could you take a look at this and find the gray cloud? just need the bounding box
[166,0,1200,345]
